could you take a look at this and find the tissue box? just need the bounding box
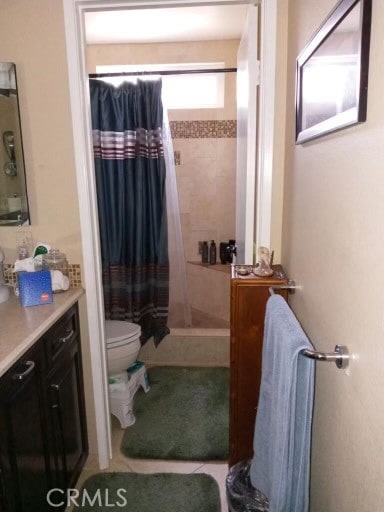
[18,270,53,307]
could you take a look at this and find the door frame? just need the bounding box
[236,4,259,264]
[62,0,278,469]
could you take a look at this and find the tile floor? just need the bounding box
[73,416,229,511]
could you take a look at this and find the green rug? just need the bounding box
[75,472,220,512]
[121,366,229,460]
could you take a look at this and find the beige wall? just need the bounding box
[0,0,82,264]
[87,40,237,120]
[271,0,289,263]
[283,0,384,510]
[0,0,98,458]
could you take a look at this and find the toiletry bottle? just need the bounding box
[202,241,209,263]
[17,241,29,260]
[209,240,217,265]
[220,242,228,264]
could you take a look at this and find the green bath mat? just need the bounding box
[75,472,220,512]
[121,366,229,460]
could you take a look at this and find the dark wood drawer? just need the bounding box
[43,304,78,366]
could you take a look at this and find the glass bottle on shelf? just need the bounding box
[209,240,217,265]
[202,242,209,263]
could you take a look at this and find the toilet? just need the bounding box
[105,320,150,428]
[105,320,141,374]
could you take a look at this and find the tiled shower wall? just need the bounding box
[171,120,236,263]
[171,120,236,326]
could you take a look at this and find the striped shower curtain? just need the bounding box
[90,78,169,346]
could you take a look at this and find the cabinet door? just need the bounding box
[229,277,288,466]
[230,282,268,465]
[0,342,51,512]
[48,341,88,492]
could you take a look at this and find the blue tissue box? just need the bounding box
[18,270,53,307]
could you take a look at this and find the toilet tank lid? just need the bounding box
[105,320,141,343]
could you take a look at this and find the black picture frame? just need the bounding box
[295,0,372,144]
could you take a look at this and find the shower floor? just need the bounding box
[168,306,230,329]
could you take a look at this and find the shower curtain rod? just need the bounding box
[89,67,237,78]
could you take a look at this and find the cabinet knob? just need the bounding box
[12,360,35,381]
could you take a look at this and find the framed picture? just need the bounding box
[295,0,372,144]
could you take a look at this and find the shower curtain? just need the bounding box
[90,78,169,346]
[162,108,192,328]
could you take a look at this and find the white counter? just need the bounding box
[0,288,84,377]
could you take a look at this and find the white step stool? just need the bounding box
[109,364,150,428]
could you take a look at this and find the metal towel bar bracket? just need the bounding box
[269,281,350,370]
[301,345,349,369]
[269,280,297,295]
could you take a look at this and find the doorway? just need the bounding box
[87,6,247,330]
[63,0,278,470]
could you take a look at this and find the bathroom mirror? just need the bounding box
[0,62,30,226]
[295,0,372,144]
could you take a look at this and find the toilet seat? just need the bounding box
[105,320,141,347]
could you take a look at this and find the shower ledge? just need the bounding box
[187,261,231,274]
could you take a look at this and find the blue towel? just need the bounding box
[250,294,315,512]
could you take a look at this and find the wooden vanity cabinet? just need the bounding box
[44,305,88,493]
[0,303,88,512]
[0,342,50,512]
[229,266,288,466]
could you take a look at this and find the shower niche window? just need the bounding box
[0,62,30,226]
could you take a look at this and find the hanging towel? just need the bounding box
[250,294,315,512]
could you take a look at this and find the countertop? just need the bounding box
[0,287,84,378]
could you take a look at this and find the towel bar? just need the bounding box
[301,345,349,369]
[269,280,297,295]
[268,283,350,370]
[269,281,350,370]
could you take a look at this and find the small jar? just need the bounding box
[42,249,69,293]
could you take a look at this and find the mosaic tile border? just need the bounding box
[68,264,82,288]
[4,263,82,289]
[170,120,236,139]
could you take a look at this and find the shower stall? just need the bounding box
[88,43,238,369]
[89,70,236,334]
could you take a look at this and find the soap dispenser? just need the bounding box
[0,247,10,304]
[202,241,209,263]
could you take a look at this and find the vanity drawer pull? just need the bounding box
[59,329,74,344]
[12,360,35,381]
